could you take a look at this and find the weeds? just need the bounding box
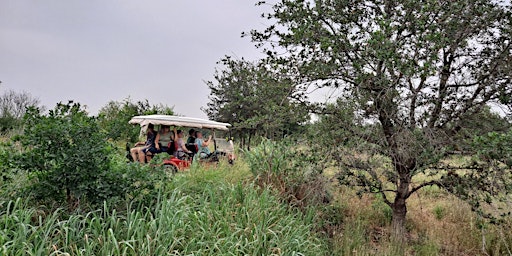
[3,137,512,255]
[433,205,446,220]
[245,139,330,209]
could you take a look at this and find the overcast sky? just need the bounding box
[0,1,273,118]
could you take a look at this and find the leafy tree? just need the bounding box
[251,0,512,238]
[446,106,510,152]
[204,57,309,149]
[97,98,174,143]
[0,89,41,132]
[16,101,114,206]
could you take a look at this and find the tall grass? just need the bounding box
[0,165,328,255]
[4,141,512,255]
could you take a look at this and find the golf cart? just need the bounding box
[128,115,235,172]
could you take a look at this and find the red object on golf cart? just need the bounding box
[128,115,234,172]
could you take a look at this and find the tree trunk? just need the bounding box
[66,187,74,211]
[240,133,246,150]
[247,132,252,151]
[391,195,407,242]
[391,168,412,242]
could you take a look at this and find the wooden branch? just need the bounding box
[407,180,442,199]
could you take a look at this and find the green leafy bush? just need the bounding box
[433,205,446,220]
[371,196,393,225]
[0,142,14,184]
[14,102,118,207]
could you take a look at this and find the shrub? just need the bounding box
[14,102,117,207]
[97,98,174,143]
[371,196,393,225]
[0,142,14,185]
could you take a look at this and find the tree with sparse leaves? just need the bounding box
[251,0,512,238]
[0,89,41,132]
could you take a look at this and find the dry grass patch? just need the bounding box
[325,173,512,255]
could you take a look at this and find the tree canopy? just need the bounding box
[251,0,512,237]
[97,98,174,143]
[204,57,309,149]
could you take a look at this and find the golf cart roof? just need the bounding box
[128,115,231,131]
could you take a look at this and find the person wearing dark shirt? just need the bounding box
[130,123,156,163]
[187,129,196,144]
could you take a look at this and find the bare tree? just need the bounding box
[0,89,41,131]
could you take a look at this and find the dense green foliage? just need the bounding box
[11,101,167,207]
[205,57,309,149]
[97,98,174,143]
[16,102,112,205]
[1,96,512,254]
[0,99,330,255]
[245,139,330,209]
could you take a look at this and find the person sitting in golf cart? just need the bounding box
[195,130,212,159]
[186,128,198,154]
[187,129,196,144]
[174,128,193,159]
[152,125,174,154]
[130,123,156,163]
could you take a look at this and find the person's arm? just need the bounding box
[202,135,212,147]
[155,133,161,150]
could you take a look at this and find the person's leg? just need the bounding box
[145,153,153,163]
[139,147,149,163]
[130,147,140,162]
[144,147,159,163]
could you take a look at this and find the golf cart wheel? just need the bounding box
[163,164,178,175]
